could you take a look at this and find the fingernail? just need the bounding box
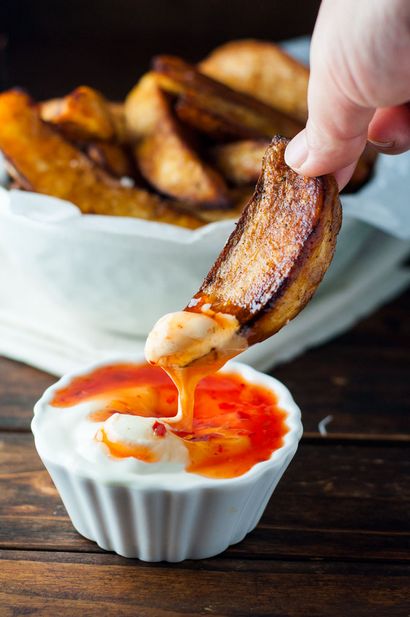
[285,131,309,170]
[368,139,395,149]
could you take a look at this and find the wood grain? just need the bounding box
[0,357,54,430]
[0,550,408,617]
[1,434,408,561]
[274,287,410,438]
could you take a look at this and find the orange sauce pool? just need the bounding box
[51,363,288,479]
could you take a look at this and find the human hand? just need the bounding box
[285,0,410,188]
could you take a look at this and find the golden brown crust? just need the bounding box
[174,95,265,141]
[210,140,269,186]
[199,39,309,123]
[0,90,203,229]
[39,87,118,142]
[187,136,342,344]
[125,73,229,207]
[153,55,302,140]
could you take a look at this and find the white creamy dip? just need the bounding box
[32,357,300,488]
[145,310,246,368]
[33,397,189,479]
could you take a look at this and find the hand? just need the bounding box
[285,0,410,188]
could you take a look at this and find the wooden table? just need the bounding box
[0,290,409,617]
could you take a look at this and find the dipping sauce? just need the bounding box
[51,363,288,479]
[144,309,247,431]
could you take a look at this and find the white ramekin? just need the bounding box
[32,355,303,561]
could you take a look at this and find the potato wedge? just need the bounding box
[0,90,203,229]
[86,142,134,179]
[125,73,229,207]
[210,140,269,186]
[108,102,128,143]
[187,136,342,345]
[199,39,309,123]
[40,86,119,142]
[174,95,266,141]
[153,56,302,139]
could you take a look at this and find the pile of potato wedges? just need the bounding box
[0,40,377,229]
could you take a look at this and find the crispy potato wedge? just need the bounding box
[125,73,229,207]
[187,136,342,345]
[86,141,134,179]
[153,56,302,139]
[0,90,203,229]
[40,86,119,142]
[174,94,266,141]
[210,140,269,185]
[199,39,309,123]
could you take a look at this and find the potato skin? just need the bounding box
[153,55,302,140]
[187,136,342,344]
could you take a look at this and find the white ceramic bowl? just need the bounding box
[32,355,303,561]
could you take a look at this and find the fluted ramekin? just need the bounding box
[32,355,302,561]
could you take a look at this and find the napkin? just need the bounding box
[0,227,408,376]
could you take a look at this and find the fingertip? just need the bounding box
[284,130,308,172]
[368,105,410,154]
[334,161,358,190]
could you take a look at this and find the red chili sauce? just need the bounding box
[51,363,288,479]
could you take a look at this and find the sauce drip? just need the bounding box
[162,354,232,432]
[51,363,288,479]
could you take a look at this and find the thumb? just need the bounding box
[285,1,375,182]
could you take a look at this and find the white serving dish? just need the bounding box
[32,355,303,561]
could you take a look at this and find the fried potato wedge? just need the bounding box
[187,136,342,345]
[0,90,202,229]
[174,95,265,141]
[40,86,119,142]
[86,141,134,179]
[125,73,229,207]
[199,39,309,123]
[210,140,269,186]
[153,56,302,139]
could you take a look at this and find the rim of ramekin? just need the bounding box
[32,353,303,490]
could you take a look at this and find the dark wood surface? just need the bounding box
[0,288,409,616]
